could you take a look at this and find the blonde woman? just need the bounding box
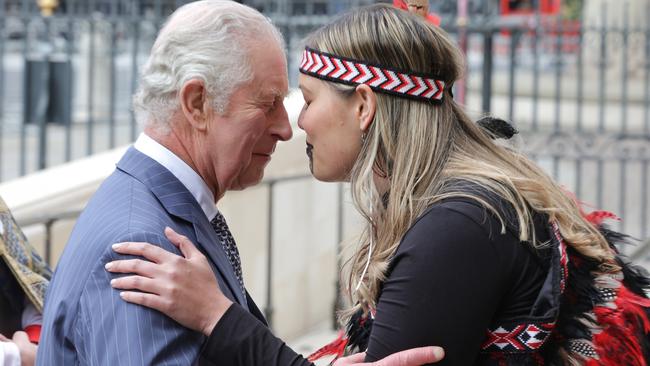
[106,5,650,365]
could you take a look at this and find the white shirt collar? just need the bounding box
[134,133,218,220]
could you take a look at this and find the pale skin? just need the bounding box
[0,331,37,366]
[154,36,293,201]
[106,55,444,365]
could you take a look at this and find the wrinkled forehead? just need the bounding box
[406,0,429,7]
[249,40,289,95]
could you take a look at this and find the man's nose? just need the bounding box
[271,104,293,141]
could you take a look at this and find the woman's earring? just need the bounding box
[361,132,367,144]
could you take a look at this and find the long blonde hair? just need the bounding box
[306,4,618,321]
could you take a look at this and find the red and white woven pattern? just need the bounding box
[551,222,569,293]
[299,47,445,103]
[481,322,555,352]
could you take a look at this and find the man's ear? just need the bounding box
[354,84,376,133]
[179,79,210,131]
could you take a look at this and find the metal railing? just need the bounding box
[18,173,349,329]
[270,1,650,245]
[0,0,190,180]
[4,0,650,271]
[19,208,81,265]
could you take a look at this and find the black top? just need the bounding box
[200,194,550,366]
[0,260,24,336]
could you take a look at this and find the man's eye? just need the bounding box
[262,101,274,112]
[266,98,283,112]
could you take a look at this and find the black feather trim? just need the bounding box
[346,309,373,353]
[476,117,519,140]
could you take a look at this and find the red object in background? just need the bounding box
[392,0,441,26]
[24,324,41,344]
[425,12,441,26]
[500,0,561,16]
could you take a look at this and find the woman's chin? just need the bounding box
[311,169,348,183]
[311,172,334,182]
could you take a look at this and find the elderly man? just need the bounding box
[37,1,443,365]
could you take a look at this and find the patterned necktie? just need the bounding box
[210,212,246,299]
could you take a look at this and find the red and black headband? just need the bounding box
[299,47,446,103]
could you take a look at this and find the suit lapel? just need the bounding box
[116,148,249,309]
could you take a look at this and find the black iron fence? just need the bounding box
[449,3,650,246]
[0,0,175,179]
[17,172,650,330]
[271,0,649,247]
[1,1,649,245]
[19,173,346,330]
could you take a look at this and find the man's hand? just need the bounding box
[334,347,445,366]
[12,331,37,366]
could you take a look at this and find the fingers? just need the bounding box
[105,258,161,278]
[334,352,366,365]
[164,227,202,260]
[12,330,37,365]
[110,275,164,295]
[375,347,445,366]
[118,291,168,313]
[0,333,8,342]
[163,227,184,248]
[111,242,173,264]
[11,331,29,344]
[344,353,367,363]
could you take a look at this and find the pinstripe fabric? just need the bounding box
[37,148,251,365]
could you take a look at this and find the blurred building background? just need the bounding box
[0,0,648,361]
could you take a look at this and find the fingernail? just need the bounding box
[120,292,126,298]
[432,347,445,359]
[110,279,116,286]
[112,243,123,250]
[105,262,113,270]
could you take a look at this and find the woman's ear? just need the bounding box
[354,84,376,133]
[179,79,210,131]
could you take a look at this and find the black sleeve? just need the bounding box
[364,203,512,365]
[198,304,314,366]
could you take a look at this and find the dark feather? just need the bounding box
[476,117,519,140]
[346,309,374,353]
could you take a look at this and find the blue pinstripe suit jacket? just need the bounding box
[36,148,254,365]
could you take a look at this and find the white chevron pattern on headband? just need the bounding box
[299,48,445,103]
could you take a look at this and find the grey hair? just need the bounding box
[133,0,285,133]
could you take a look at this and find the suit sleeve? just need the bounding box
[363,205,509,365]
[74,231,205,365]
[199,305,314,366]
